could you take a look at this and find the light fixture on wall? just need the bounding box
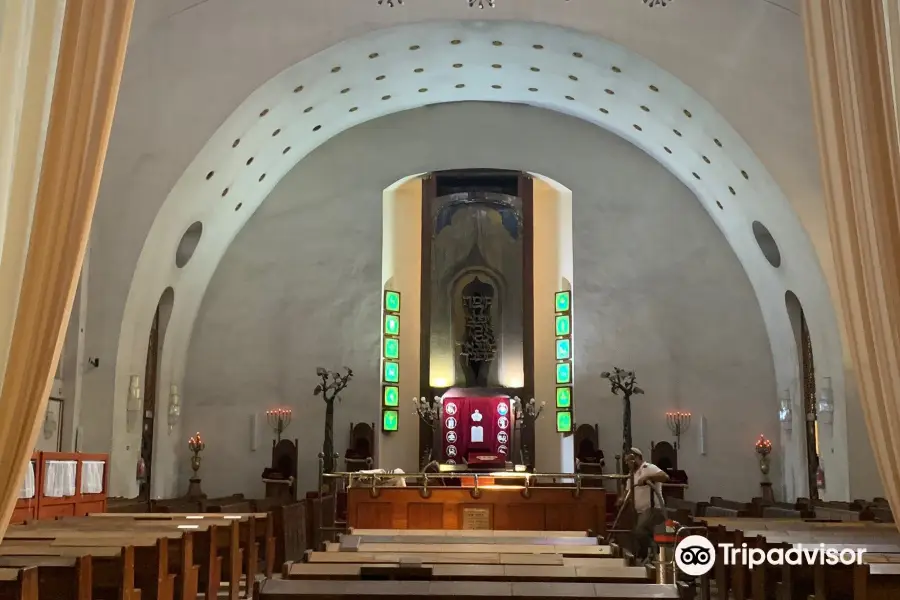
[817,376,834,425]
[43,406,57,439]
[168,384,181,433]
[468,0,495,7]
[778,389,793,432]
[126,375,142,432]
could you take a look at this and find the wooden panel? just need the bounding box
[495,504,545,531]
[407,503,443,530]
[354,502,393,530]
[348,488,606,534]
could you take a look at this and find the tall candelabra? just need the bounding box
[666,411,691,450]
[601,367,644,458]
[266,408,292,443]
[186,432,206,500]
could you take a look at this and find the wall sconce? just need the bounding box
[778,389,792,433]
[817,376,834,425]
[126,375,142,432]
[43,406,57,439]
[168,384,181,433]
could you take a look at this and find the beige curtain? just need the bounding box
[0,0,134,539]
[802,0,900,524]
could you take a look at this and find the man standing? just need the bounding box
[618,447,669,563]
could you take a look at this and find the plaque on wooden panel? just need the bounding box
[462,507,492,530]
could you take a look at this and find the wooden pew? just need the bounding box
[330,543,610,557]
[349,529,591,537]
[273,502,306,567]
[91,511,274,579]
[5,521,203,600]
[75,516,239,599]
[1,533,175,600]
[257,579,681,599]
[0,567,38,600]
[285,561,649,583]
[760,505,814,519]
[0,544,139,600]
[341,534,600,546]
[704,517,900,600]
[0,556,91,600]
[815,505,875,522]
[665,497,708,518]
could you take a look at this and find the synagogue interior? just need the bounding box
[1,0,900,599]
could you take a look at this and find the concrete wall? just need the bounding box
[178,103,777,501]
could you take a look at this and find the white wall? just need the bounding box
[532,177,575,474]
[176,103,777,501]
[379,177,422,473]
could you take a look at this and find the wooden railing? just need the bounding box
[10,451,109,523]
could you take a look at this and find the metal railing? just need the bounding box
[314,452,685,544]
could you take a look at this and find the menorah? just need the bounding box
[666,411,691,450]
[413,396,442,428]
[266,408,292,443]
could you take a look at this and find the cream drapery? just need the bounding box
[802,0,900,526]
[0,0,134,538]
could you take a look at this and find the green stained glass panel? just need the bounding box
[384,314,400,336]
[555,315,571,337]
[382,410,399,432]
[383,361,399,383]
[557,410,573,433]
[556,338,571,361]
[555,291,571,313]
[556,362,572,385]
[384,337,399,360]
[556,387,572,408]
[383,386,399,407]
[384,290,401,313]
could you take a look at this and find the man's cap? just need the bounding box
[628,447,643,457]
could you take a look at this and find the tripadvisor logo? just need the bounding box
[674,535,866,577]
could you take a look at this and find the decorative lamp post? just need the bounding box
[314,367,354,473]
[601,368,644,458]
[266,408,292,443]
[186,432,206,499]
[755,434,773,478]
[754,433,774,503]
[665,411,691,450]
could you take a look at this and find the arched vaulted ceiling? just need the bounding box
[107,18,847,498]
